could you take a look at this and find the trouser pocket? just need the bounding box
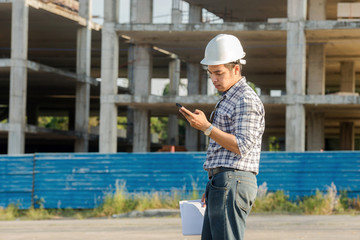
[207,172,228,217]
[236,177,257,214]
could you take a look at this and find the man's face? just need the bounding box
[207,64,240,92]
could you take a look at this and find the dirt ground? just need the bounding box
[0,215,360,240]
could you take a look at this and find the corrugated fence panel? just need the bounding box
[258,152,360,199]
[33,152,208,208]
[0,155,34,209]
[1,152,360,209]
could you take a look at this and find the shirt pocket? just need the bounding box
[213,108,233,131]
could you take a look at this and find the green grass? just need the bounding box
[95,181,193,216]
[1,182,359,220]
[252,190,301,214]
[252,182,360,215]
[0,204,19,220]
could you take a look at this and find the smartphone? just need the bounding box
[176,103,190,116]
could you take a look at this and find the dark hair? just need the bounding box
[224,59,242,74]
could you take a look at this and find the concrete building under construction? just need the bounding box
[1,0,360,154]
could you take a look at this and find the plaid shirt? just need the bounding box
[204,77,265,175]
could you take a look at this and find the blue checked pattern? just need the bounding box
[204,77,265,175]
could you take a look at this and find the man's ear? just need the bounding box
[234,64,241,75]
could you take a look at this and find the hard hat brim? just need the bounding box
[200,58,246,66]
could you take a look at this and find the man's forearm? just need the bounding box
[208,126,240,155]
[178,107,241,155]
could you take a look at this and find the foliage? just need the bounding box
[349,195,360,211]
[299,191,332,214]
[96,181,132,216]
[299,183,340,215]
[0,204,19,220]
[253,190,300,214]
[190,181,200,200]
[150,117,168,142]
[38,116,69,130]
[162,81,188,97]
[253,182,358,215]
[269,136,280,151]
[163,83,170,96]
[117,116,127,130]
[95,181,194,216]
[1,183,360,220]
[89,116,99,128]
[25,206,52,220]
[37,116,127,132]
[247,81,258,94]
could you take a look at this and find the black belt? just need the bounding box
[207,167,237,179]
[207,167,255,179]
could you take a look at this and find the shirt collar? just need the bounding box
[222,76,246,99]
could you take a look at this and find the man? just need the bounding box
[179,34,265,240]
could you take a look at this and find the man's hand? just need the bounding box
[179,107,211,132]
[180,106,241,155]
[201,193,206,208]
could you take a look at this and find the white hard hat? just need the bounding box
[200,34,246,66]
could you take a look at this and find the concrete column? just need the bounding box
[199,69,208,150]
[286,104,305,151]
[171,0,182,24]
[185,3,203,151]
[340,122,354,150]
[167,56,180,146]
[306,111,325,151]
[75,0,92,152]
[185,62,201,151]
[133,110,150,151]
[189,4,202,23]
[168,56,180,96]
[307,44,325,95]
[340,61,355,93]
[286,0,307,152]
[286,1,307,95]
[126,109,134,144]
[127,44,134,143]
[8,0,29,154]
[129,0,153,152]
[187,63,201,95]
[200,67,208,95]
[185,126,199,151]
[131,44,153,152]
[132,45,152,96]
[167,115,179,146]
[99,0,119,153]
[309,0,326,20]
[187,2,202,150]
[130,0,153,23]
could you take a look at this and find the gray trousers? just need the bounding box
[201,170,257,240]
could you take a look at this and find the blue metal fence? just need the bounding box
[0,152,359,209]
[0,154,34,209]
[257,152,360,198]
[33,152,207,209]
